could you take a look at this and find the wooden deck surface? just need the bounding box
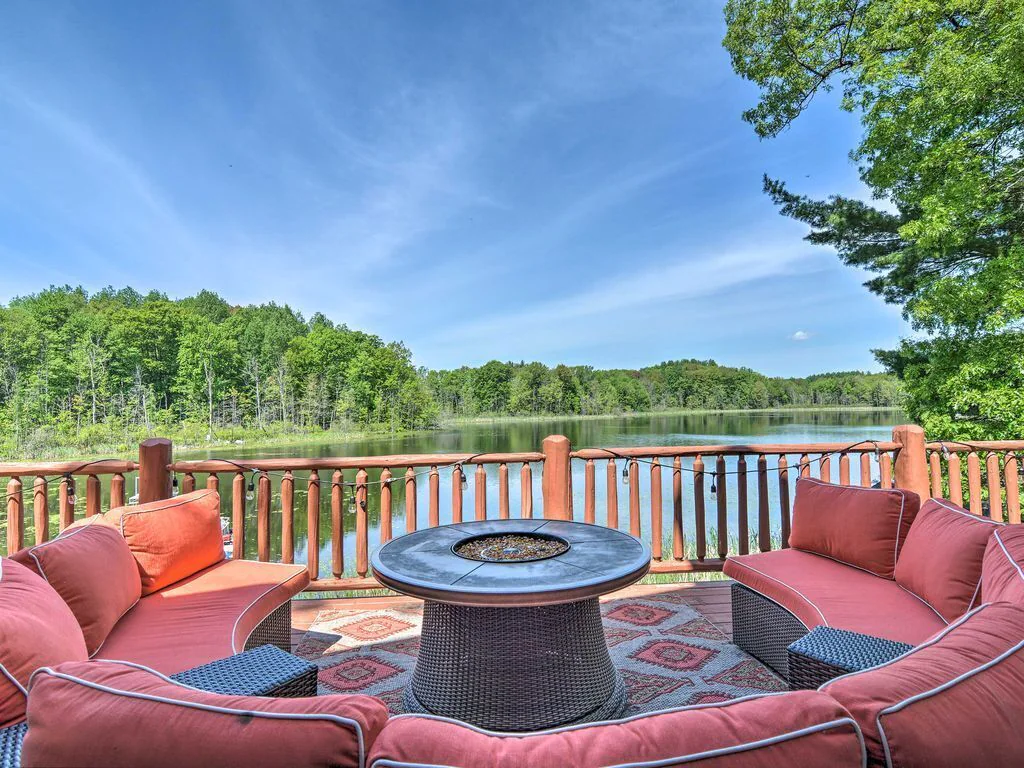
[290,579,733,649]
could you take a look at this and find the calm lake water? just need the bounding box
[177,409,906,578]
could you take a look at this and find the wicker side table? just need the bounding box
[787,626,914,689]
[171,644,318,697]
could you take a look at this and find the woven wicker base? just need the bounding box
[730,583,808,679]
[0,722,26,768]
[244,601,292,653]
[172,644,317,697]
[405,598,629,731]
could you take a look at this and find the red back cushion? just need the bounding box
[368,691,865,768]
[789,478,920,579]
[0,559,88,727]
[982,525,1024,604]
[106,490,225,595]
[27,520,142,655]
[23,660,389,768]
[894,499,1000,622]
[824,601,1024,767]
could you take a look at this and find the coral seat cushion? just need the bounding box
[22,660,388,768]
[982,525,1024,604]
[789,478,920,579]
[26,520,142,655]
[894,499,1000,622]
[0,559,88,727]
[368,691,866,767]
[106,489,225,595]
[824,602,1024,767]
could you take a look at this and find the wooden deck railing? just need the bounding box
[3,425,1022,591]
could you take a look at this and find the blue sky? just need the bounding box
[0,1,907,376]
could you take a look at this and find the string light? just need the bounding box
[621,464,629,485]
[64,474,76,507]
[171,475,179,497]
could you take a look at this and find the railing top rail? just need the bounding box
[169,452,546,473]
[0,460,137,478]
[925,440,1024,452]
[570,441,901,460]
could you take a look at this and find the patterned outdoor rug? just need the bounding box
[296,594,785,716]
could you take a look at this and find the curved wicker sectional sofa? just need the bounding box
[3,484,1024,767]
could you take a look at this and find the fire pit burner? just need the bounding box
[453,532,569,562]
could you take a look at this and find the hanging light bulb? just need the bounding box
[246,476,255,502]
[941,444,951,458]
[65,475,77,508]
[621,464,629,485]
[710,476,717,494]
[171,475,180,497]
[460,466,468,490]
[348,495,357,514]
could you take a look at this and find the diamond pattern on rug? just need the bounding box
[604,603,673,626]
[298,595,785,716]
[631,639,719,672]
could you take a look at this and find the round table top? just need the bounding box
[370,519,651,607]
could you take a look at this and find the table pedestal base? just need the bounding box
[404,598,628,732]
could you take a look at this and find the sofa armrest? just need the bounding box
[170,644,317,697]
[788,626,914,689]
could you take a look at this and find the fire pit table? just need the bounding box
[370,519,650,731]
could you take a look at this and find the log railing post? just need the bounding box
[892,425,929,500]
[138,438,173,503]
[541,435,571,520]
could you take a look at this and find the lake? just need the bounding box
[178,408,906,577]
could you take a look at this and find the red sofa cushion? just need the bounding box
[894,498,1000,622]
[22,660,388,768]
[789,478,919,579]
[724,549,945,644]
[367,690,865,767]
[824,601,1024,767]
[982,525,1024,604]
[93,558,309,674]
[0,559,88,727]
[24,520,141,655]
[106,489,225,595]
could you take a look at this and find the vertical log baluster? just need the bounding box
[6,478,23,555]
[257,472,271,562]
[966,452,982,513]
[429,466,440,527]
[232,472,245,561]
[58,476,73,531]
[356,469,368,578]
[381,468,394,542]
[85,475,101,517]
[306,470,320,580]
[879,452,893,489]
[281,470,294,564]
[715,455,727,559]
[650,458,662,560]
[110,473,125,509]
[584,459,596,525]
[628,459,640,537]
[606,460,618,530]
[737,455,748,555]
[521,463,533,519]
[986,453,1003,522]
[498,463,509,520]
[33,476,49,544]
[672,456,684,559]
[182,472,195,494]
[860,453,871,486]
[694,455,706,561]
[819,455,831,482]
[331,471,343,578]
[799,454,811,478]
[474,465,486,521]
[452,466,464,524]
[1004,453,1020,524]
[778,455,791,548]
[757,455,770,552]
[206,473,219,492]
[928,452,942,498]
[405,468,418,532]
[838,454,850,486]
[948,452,964,506]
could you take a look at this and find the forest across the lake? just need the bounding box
[0,286,902,457]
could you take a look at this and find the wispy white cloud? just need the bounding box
[791,330,810,341]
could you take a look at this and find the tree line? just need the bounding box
[0,286,901,456]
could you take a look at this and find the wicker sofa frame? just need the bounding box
[730,582,809,679]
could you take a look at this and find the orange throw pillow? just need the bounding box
[0,559,88,727]
[107,490,225,595]
[27,521,142,655]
